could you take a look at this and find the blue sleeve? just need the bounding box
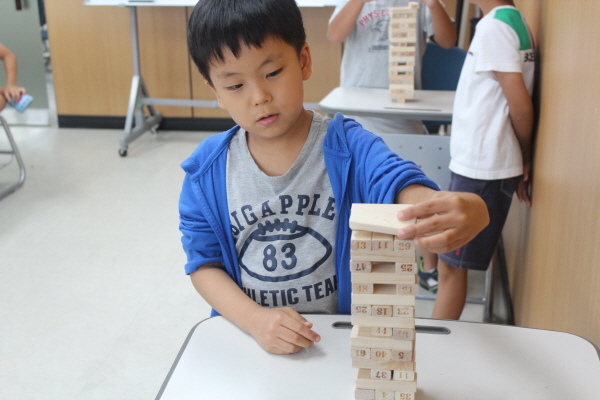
[179,174,224,275]
[344,120,439,203]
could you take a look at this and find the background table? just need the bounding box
[318,87,455,122]
[156,315,600,400]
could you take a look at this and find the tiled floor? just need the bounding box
[0,78,488,400]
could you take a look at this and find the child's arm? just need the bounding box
[495,71,534,207]
[422,0,457,49]
[190,263,321,355]
[0,43,26,103]
[327,0,373,44]
[394,185,489,253]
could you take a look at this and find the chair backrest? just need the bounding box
[378,132,451,191]
[421,42,467,91]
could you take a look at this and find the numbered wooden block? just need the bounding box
[371,369,393,381]
[352,315,415,329]
[392,328,415,341]
[371,232,395,253]
[352,269,416,284]
[351,326,414,350]
[356,369,417,392]
[353,282,374,294]
[351,260,372,273]
[355,389,376,400]
[394,238,414,253]
[395,392,415,400]
[390,349,413,361]
[371,348,392,360]
[375,390,395,400]
[351,347,371,359]
[393,371,416,382]
[392,305,414,317]
[352,304,372,316]
[396,262,416,274]
[372,305,393,317]
[396,283,418,295]
[352,230,372,252]
[371,326,393,337]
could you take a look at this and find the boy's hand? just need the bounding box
[247,307,321,355]
[517,160,532,207]
[397,191,489,253]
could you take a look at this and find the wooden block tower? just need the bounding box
[389,2,419,103]
[349,204,418,400]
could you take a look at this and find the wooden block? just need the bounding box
[351,347,371,359]
[394,238,415,252]
[390,349,413,361]
[395,392,415,400]
[356,369,417,392]
[352,293,415,307]
[353,282,374,294]
[371,232,395,253]
[392,328,415,341]
[352,230,372,252]
[396,262,417,274]
[390,97,406,104]
[371,326,393,337]
[396,283,417,295]
[351,253,416,263]
[352,358,415,371]
[372,305,393,317]
[371,348,392,360]
[355,389,376,400]
[393,371,416,382]
[351,326,414,350]
[351,260,372,273]
[352,304,372,316]
[375,390,395,400]
[392,305,414,317]
[371,369,392,380]
[349,204,415,236]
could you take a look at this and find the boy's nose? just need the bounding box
[252,85,272,106]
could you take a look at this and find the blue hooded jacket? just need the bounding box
[179,113,438,315]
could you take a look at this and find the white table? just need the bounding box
[318,87,455,122]
[156,315,600,400]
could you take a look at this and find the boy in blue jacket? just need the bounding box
[180,0,489,355]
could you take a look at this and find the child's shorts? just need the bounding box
[438,172,518,271]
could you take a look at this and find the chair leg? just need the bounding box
[0,116,26,200]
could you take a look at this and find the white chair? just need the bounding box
[0,115,26,200]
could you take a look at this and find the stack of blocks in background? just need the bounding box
[389,2,419,103]
[349,204,418,400]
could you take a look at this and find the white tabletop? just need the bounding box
[85,0,338,6]
[318,87,456,122]
[156,315,600,400]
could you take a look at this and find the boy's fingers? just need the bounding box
[281,309,321,343]
[397,213,447,239]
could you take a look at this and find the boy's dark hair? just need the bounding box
[188,0,307,84]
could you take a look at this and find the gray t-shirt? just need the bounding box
[330,0,434,134]
[226,112,338,313]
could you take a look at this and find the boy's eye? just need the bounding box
[226,84,243,91]
[267,68,283,78]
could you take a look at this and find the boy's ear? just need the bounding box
[300,42,312,81]
[205,80,226,109]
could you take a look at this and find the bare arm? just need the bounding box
[495,71,534,206]
[190,263,320,354]
[422,0,457,48]
[0,43,25,102]
[394,185,489,253]
[327,0,373,44]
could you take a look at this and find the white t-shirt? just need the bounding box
[330,0,434,134]
[449,6,535,180]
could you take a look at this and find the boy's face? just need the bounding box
[206,37,312,142]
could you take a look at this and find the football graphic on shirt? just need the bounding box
[238,218,332,282]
